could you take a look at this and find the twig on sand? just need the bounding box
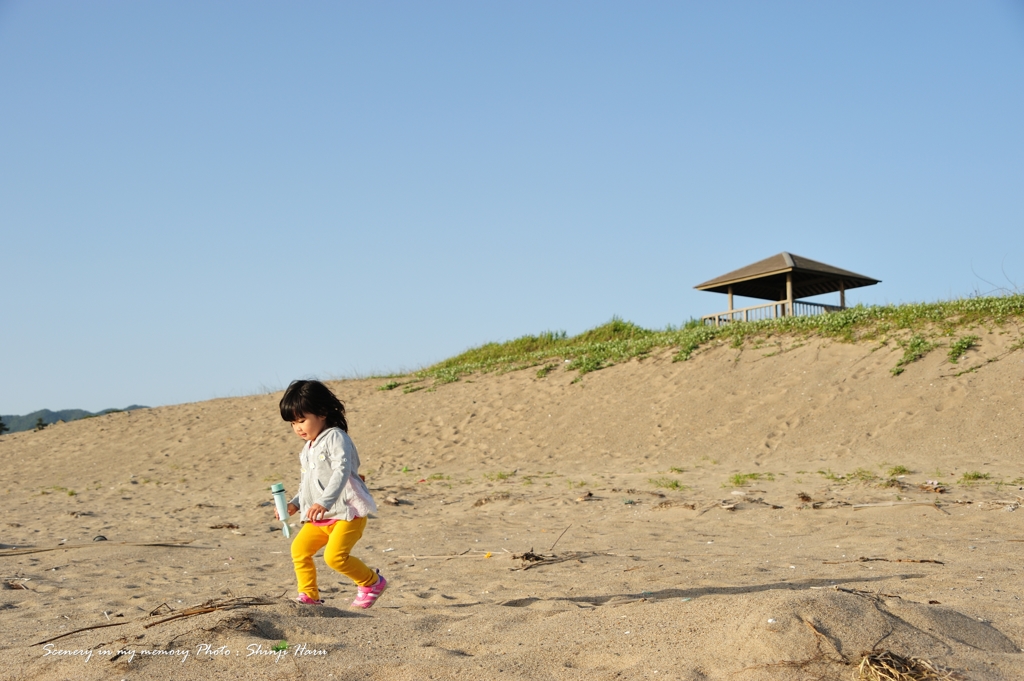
[734,617,851,675]
[549,524,572,552]
[143,595,279,629]
[32,594,282,646]
[32,622,131,646]
[822,557,944,565]
[810,585,903,600]
[510,550,608,571]
[696,502,721,516]
[853,501,946,512]
[399,552,493,559]
[0,541,198,557]
[804,618,849,664]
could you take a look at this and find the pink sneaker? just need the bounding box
[351,570,387,609]
[294,593,324,605]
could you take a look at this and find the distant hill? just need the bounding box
[0,405,148,434]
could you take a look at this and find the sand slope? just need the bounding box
[1,333,1022,680]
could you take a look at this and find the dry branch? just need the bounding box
[32,594,281,646]
[822,557,944,565]
[810,585,904,600]
[803,618,849,664]
[32,622,130,646]
[853,501,944,511]
[143,595,278,628]
[510,550,608,571]
[0,540,198,557]
[549,523,572,552]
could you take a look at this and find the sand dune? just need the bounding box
[1,332,1022,680]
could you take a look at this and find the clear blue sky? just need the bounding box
[1,1,1022,415]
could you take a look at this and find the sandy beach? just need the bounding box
[1,332,1022,680]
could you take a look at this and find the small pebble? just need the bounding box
[93,535,107,542]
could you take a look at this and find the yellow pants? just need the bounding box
[290,516,377,600]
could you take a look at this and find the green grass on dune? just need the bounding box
[394,294,1024,390]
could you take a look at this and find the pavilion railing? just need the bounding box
[701,300,842,327]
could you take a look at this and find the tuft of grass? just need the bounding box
[886,465,911,477]
[727,472,774,487]
[649,477,687,491]
[891,335,937,375]
[959,471,990,483]
[668,466,685,474]
[484,471,515,481]
[567,355,605,377]
[271,641,288,652]
[947,335,979,363]
[819,468,880,484]
[378,380,401,391]
[818,469,845,482]
[39,486,76,496]
[849,468,878,483]
[535,363,559,378]
[426,473,449,481]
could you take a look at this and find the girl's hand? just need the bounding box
[275,503,300,520]
[306,503,329,522]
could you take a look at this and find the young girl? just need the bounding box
[277,379,386,608]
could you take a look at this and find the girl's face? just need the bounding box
[291,413,328,442]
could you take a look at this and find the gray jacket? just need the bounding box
[289,427,377,522]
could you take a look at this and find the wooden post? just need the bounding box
[727,286,733,311]
[840,280,846,310]
[786,273,793,316]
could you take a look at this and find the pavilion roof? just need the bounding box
[694,252,879,302]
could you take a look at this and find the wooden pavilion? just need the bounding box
[695,252,879,326]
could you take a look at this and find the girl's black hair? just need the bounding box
[279,380,348,432]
